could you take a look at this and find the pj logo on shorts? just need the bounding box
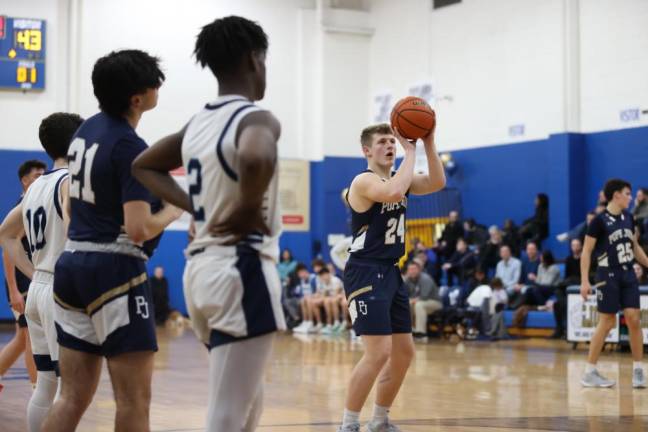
[135,296,149,319]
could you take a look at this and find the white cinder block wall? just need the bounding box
[0,0,647,154]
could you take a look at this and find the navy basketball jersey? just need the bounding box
[66,113,152,256]
[347,170,407,263]
[587,209,636,268]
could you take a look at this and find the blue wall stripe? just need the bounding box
[2,125,648,319]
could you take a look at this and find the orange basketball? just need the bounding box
[390,96,436,140]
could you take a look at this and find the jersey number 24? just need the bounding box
[385,214,405,245]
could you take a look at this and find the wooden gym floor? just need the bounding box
[1,324,648,431]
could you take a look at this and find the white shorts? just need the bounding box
[183,246,286,348]
[25,271,59,372]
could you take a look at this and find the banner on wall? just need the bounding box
[407,79,435,105]
[278,159,310,232]
[372,90,393,123]
[567,293,620,343]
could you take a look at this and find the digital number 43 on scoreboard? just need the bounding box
[0,16,46,90]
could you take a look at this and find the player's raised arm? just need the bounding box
[0,204,34,280]
[210,111,280,243]
[132,125,192,213]
[409,126,446,195]
[351,129,416,205]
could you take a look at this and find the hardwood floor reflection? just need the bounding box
[2,326,648,431]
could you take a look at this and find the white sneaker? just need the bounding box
[350,329,358,340]
[633,368,646,389]
[293,321,312,334]
[321,325,334,335]
[333,321,346,333]
[310,323,323,334]
[581,369,616,388]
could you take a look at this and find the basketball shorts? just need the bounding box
[5,269,30,328]
[595,266,640,314]
[25,271,59,374]
[343,257,412,336]
[183,244,286,349]
[53,251,157,357]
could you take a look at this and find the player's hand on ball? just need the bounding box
[210,205,270,245]
[580,281,591,301]
[393,128,416,153]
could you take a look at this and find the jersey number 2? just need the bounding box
[616,243,634,264]
[69,138,98,204]
[187,159,205,221]
[385,214,405,245]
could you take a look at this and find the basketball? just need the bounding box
[390,96,436,140]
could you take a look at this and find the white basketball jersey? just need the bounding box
[21,168,69,273]
[182,95,282,261]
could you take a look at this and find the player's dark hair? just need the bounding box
[603,178,632,202]
[360,123,393,148]
[17,160,47,180]
[38,113,84,160]
[194,16,268,78]
[91,50,165,118]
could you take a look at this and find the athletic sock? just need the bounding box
[585,363,597,374]
[370,404,389,424]
[342,409,360,426]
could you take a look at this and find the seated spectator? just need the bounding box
[442,238,478,286]
[480,226,504,273]
[485,278,509,339]
[495,244,521,298]
[633,188,648,242]
[277,248,298,287]
[314,267,347,334]
[465,266,489,300]
[634,263,648,285]
[291,264,320,333]
[463,218,489,248]
[150,266,173,325]
[404,260,442,341]
[514,250,561,308]
[552,238,583,338]
[409,241,440,282]
[519,241,541,285]
[502,219,521,256]
[438,210,464,259]
[520,193,549,245]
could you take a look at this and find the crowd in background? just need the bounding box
[278,188,648,342]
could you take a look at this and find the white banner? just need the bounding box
[567,293,619,343]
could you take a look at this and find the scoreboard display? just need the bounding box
[0,16,46,90]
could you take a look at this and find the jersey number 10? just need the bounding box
[68,138,98,204]
[385,214,405,245]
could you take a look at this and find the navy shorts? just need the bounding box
[595,266,640,314]
[53,251,157,357]
[5,270,30,328]
[343,258,411,336]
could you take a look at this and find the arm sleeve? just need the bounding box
[112,136,152,204]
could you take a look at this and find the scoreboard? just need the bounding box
[0,16,46,90]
